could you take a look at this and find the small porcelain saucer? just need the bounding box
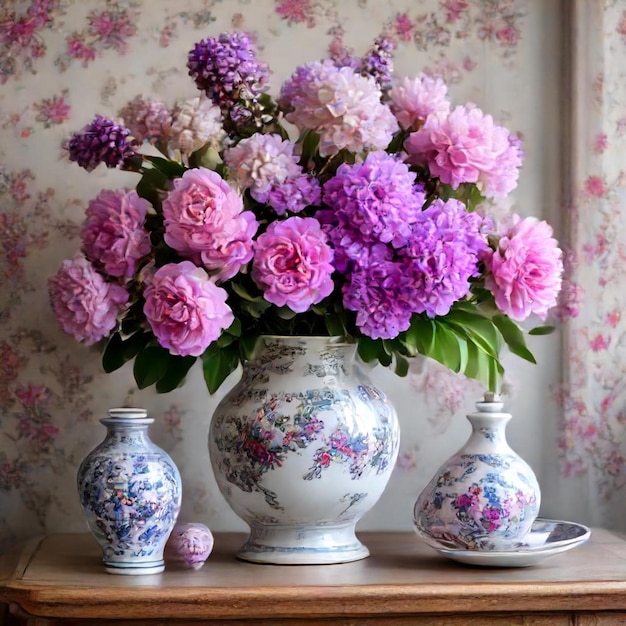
[416,519,591,568]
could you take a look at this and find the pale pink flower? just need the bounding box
[279,60,398,156]
[81,189,151,280]
[388,75,451,131]
[169,97,225,154]
[143,261,233,357]
[404,104,522,198]
[252,217,334,312]
[163,167,257,281]
[119,95,172,144]
[590,334,609,352]
[224,133,301,196]
[584,175,606,198]
[48,255,128,345]
[483,215,563,321]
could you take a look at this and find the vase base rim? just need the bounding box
[104,561,165,575]
[236,524,370,565]
[236,541,370,565]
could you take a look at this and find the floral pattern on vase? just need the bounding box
[209,336,399,564]
[77,408,182,574]
[413,395,540,551]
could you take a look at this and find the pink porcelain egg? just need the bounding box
[165,522,214,570]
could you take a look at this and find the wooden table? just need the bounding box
[1,530,626,625]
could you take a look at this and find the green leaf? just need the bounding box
[202,343,240,394]
[136,168,168,206]
[463,342,503,392]
[441,310,500,359]
[394,354,409,377]
[238,334,259,361]
[225,318,242,337]
[529,325,556,336]
[404,315,435,357]
[231,281,259,302]
[102,333,125,373]
[102,331,151,373]
[133,344,171,389]
[155,356,197,393]
[143,155,187,177]
[492,314,537,364]
[324,313,348,339]
[357,336,383,363]
[276,306,297,320]
[431,322,462,373]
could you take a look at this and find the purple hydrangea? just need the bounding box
[342,247,413,340]
[67,115,136,172]
[400,198,488,317]
[187,32,268,111]
[264,174,321,215]
[321,151,425,271]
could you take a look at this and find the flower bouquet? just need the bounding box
[49,32,563,396]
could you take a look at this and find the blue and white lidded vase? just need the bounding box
[414,393,540,551]
[77,408,182,575]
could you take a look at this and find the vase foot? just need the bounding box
[236,524,369,565]
[104,560,165,575]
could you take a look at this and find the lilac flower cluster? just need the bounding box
[360,37,396,93]
[187,32,268,122]
[67,114,136,171]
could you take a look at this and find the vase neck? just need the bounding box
[100,408,154,438]
[465,412,511,447]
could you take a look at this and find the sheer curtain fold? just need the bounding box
[558,0,626,529]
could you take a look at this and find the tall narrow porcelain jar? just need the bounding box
[77,408,182,574]
[414,394,540,551]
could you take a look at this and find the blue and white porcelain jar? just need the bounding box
[414,394,540,551]
[77,408,182,575]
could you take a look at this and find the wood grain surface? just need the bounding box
[1,531,625,624]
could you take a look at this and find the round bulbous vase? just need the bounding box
[77,408,182,575]
[413,395,540,551]
[209,335,400,565]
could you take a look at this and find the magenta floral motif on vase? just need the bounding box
[212,386,397,511]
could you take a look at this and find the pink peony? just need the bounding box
[81,189,152,280]
[252,217,334,313]
[483,215,563,321]
[48,255,128,345]
[404,104,522,198]
[163,167,258,281]
[388,74,451,131]
[143,261,234,357]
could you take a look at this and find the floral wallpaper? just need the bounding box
[0,0,622,555]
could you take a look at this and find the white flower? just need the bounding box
[169,97,226,154]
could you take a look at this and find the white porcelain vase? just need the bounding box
[77,408,182,574]
[209,335,400,564]
[413,394,540,551]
